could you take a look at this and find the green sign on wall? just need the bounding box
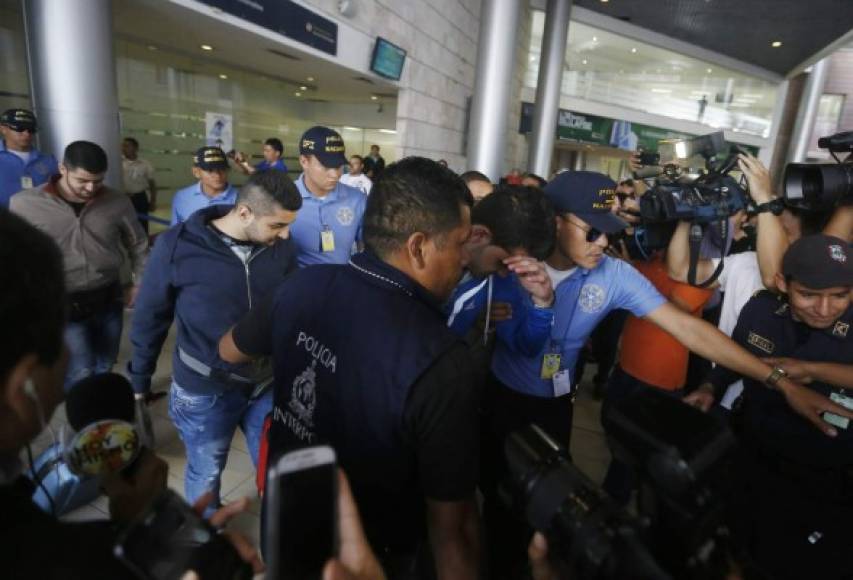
[520,102,759,155]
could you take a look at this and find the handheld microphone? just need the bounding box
[63,373,142,478]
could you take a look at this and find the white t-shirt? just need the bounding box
[543,262,577,288]
[340,173,372,195]
[122,157,155,194]
[710,251,765,407]
[8,149,31,164]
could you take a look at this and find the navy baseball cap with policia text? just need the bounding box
[782,234,853,289]
[1,109,37,132]
[299,126,347,168]
[544,171,627,234]
[193,146,229,171]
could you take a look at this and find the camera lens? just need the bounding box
[784,163,853,209]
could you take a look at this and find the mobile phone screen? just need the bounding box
[115,490,251,580]
[277,462,337,579]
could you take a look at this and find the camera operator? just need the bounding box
[684,235,853,580]
[667,154,832,408]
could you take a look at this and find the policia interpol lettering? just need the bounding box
[272,331,338,444]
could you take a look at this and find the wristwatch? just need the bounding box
[753,199,785,216]
[764,366,787,390]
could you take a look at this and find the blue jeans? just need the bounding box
[169,381,272,509]
[63,302,124,390]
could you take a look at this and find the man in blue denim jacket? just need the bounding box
[128,171,301,508]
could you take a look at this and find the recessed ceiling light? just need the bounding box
[219,74,228,79]
[307,76,315,82]
[294,92,302,97]
[582,59,588,65]
[771,40,782,48]
[600,0,609,3]
[706,68,713,74]
[147,45,158,51]
[370,95,379,101]
[631,47,637,53]
[300,85,308,90]
[592,36,598,42]
[200,44,213,51]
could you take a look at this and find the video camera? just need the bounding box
[504,389,737,580]
[627,133,751,286]
[784,131,853,210]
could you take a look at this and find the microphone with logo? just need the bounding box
[62,372,145,478]
[64,373,168,525]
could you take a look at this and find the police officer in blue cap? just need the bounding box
[0,109,58,208]
[686,234,853,580]
[171,146,238,225]
[289,126,367,267]
[484,171,853,578]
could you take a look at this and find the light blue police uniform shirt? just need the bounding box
[0,141,58,208]
[492,255,666,398]
[170,182,238,225]
[290,174,367,267]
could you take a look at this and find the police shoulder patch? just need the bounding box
[833,321,849,338]
[747,332,775,354]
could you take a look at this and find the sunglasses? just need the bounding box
[5,125,36,134]
[565,216,605,242]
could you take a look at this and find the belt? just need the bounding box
[178,347,273,395]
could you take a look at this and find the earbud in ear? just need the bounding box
[23,379,38,402]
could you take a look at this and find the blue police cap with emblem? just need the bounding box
[193,146,229,171]
[544,171,627,234]
[782,234,853,289]
[299,126,347,169]
[1,108,37,132]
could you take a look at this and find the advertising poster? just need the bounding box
[205,112,233,153]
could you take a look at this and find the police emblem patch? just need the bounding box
[288,360,317,427]
[829,244,846,263]
[747,332,775,354]
[833,321,849,338]
[336,206,355,226]
[578,284,605,313]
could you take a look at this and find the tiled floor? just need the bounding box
[36,312,612,567]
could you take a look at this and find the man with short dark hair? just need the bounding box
[340,154,372,194]
[220,157,481,578]
[171,146,238,225]
[685,234,853,579]
[460,170,493,203]
[0,108,58,208]
[129,170,301,509]
[362,143,385,180]
[290,126,367,267]
[121,137,157,233]
[11,140,148,387]
[233,137,288,175]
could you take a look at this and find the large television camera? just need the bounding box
[504,389,738,580]
[628,133,750,286]
[784,131,853,210]
[638,132,748,226]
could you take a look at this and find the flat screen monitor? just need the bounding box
[370,37,406,81]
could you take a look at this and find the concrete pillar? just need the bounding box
[466,0,522,181]
[787,58,830,163]
[527,0,572,178]
[23,0,122,187]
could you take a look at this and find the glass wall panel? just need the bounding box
[0,2,31,113]
[527,12,779,138]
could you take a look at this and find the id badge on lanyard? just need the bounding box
[321,226,335,253]
[541,273,583,398]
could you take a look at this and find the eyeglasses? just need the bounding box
[564,216,605,242]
